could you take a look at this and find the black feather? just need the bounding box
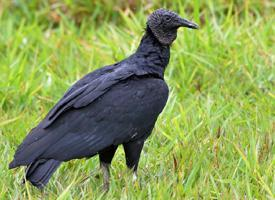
[8,9,196,189]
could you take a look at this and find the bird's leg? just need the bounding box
[123,139,145,182]
[98,145,118,191]
[132,170,138,182]
[100,161,110,191]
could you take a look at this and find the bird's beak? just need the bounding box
[178,18,199,29]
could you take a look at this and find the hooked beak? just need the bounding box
[178,18,199,29]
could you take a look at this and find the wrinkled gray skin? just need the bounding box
[147,8,198,45]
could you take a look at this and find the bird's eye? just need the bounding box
[164,16,171,21]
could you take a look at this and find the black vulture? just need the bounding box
[9,8,198,189]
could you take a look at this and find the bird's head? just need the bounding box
[147,9,199,45]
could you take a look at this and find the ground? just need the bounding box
[0,1,274,199]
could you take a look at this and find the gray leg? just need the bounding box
[132,170,138,182]
[100,162,110,191]
[98,145,118,191]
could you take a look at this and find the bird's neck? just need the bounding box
[133,26,170,78]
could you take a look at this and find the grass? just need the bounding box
[0,0,274,199]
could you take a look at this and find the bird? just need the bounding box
[9,8,198,190]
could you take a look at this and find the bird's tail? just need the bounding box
[25,159,61,188]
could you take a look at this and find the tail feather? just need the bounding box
[25,159,61,188]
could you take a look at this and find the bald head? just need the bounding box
[147,9,199,45]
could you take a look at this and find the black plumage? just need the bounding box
[9,9,198,189]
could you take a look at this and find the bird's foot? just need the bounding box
[102,182,109,192]
[132,171,138,182]
[132,170,141,189]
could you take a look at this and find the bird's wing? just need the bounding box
[62,65,116,98]
[10,77,168,167]
[42,64,141,128]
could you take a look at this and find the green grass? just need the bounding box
[0,0,274,199]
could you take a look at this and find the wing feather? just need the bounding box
[10,77,168,167]
[42,66,138,128]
